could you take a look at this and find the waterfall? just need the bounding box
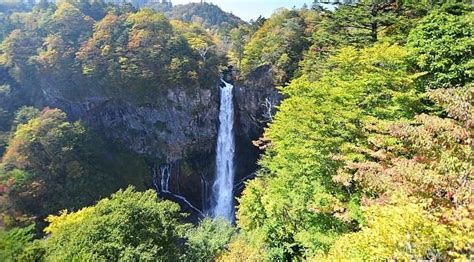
[211,80,235,221]
[160,165,171,193]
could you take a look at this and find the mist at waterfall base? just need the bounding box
[211,80,236,222]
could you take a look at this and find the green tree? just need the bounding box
[11,106,39,129]
[0,84,12,155]
[314,199,453,261]
[301,0,430,80]
[1,29,42,88]
[0,224,35,261]
[49,2,93,43]
[218,231,268,262]
[229,27,248,69]
[75,9,218,100]
[241,9,310,84]
[184,218,236,261]
[43,187,189,261]
[407,3,474,87]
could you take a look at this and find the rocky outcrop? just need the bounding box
[85,87,219,162]
[235,65,282,140]
[43,84,219,160]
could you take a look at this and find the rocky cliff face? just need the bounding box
[41,68,282,219]
[235,65,282,140]
[234,65,283,195]
[85,87,219,162]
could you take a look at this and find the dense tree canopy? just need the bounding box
[317,84,473,260]
[241,9,313,84]
[237,42,425,259]
[407,4,473,87]
[0,108,149,226]
[184,218,236,261]
[41,187,188,261]
[0,223,35,261]
[0,1,220,103]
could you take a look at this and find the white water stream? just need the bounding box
[211,81,235,221]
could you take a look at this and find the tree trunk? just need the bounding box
[370,4,378,42]
[371,21,378,42]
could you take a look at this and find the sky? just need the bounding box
[171,0,316,21]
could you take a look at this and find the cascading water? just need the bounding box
[160,165,171,193]
[211,80,235,221]
[154,163,204,216]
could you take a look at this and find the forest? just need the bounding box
[0,0,472,261]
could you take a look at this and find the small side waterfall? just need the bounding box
[211,80,235,221]
[153,163,204,216]
[160,165,171,193]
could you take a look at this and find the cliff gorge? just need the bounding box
[36,68,281,218]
